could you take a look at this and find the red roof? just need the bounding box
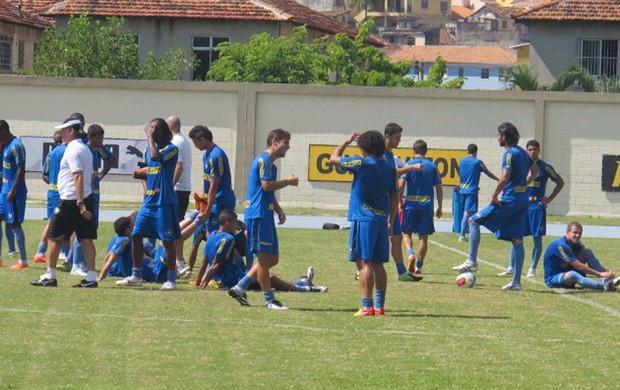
[383,45,516,66]
[452,5,475,19]
[0,0,50,28]
[44,0,385,46]
[513,0,620,22]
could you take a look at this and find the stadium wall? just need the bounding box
[1,76,620,217]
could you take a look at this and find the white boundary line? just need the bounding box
[430,239,620,319]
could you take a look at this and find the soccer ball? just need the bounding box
[456,271,476,288]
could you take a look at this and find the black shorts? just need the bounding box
[175,190,191,221]
[47,194,98,241]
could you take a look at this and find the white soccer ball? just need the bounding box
[456,271,476,288]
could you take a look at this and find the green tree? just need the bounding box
[31,14,193,80]
[505,65,599,92]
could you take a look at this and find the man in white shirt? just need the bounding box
[167,115,192,275]
[31,118,98,288]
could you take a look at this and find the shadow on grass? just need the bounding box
[291,307,509,319]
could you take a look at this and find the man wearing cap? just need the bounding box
[31,118,98,288]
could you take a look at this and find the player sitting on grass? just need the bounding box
[199,209,327,305]
[544,222,620,291]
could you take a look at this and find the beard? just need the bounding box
[499,140,506,147]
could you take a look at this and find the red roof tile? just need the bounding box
[0,0,50,28]
[383,45,516,65]
[452,5,475,19]
[43,0,385,46]
[513,0,620,22]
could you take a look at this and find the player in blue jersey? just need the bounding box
[116,118,181,291]
[382,123,423,283]
[499,139,564,278]
[458,144,499,243]
[185,125,237,278]
[0,120,29,270]
[544,222,619,291]
[98,215,135,280]
[453,122,539,291]
[329,130,398,317]
[227,129,298,310]
[401,140,443,275]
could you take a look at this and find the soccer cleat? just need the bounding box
[414,268,422,275]
[374,308,385,316]
[497,268,515,276]
[353,307,375,317]
[57,262,71,272]
[73,279,98,288]
[265,299,288,310]
[33,255,48,263]
[70,267,87,276]
[398,272,423,282]
[178,270,192,280]
[9,262,28,270]
[407,255,416,273]
[526,268,536,278]
[116,275,144,287]
[7,251,18,259]
[310,285,328,292]
[602,278,616,292]
[31,276,58,287]
[159,281,178,291]
[177,265,191,278]
[228,287,251,306]
[502,282,522,291]
[207,279,223,289]
[58,252,67,261]
[306,266,314,286]
[354,270,360,280]
[458,236,468,242]
[193,192,209,212]
[453,262,478,273]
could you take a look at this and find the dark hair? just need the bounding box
[188,125,213,142]
[467,143,478,154]
[151,118,172,146]
[357,130,385,157]
[114,216,132,236]
[413,139,427,155]
[87,124,105,138]
[266,128,290,147]
[566,221,583,232]
[498,122,520,146]
[384,122,403,137]
[0,120,8,133]
[219,209,238,225]
[526,139,540,149]
[69,112,85,131]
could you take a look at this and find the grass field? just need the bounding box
[0,219,619,389]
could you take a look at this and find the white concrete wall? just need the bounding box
[1,76,620,217]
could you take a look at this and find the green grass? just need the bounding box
[1,221,619,389]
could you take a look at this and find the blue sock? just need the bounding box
[407,248,415,258]
[237,274,254,291]
[166,270,177,282]
[460,213,469,237]
[580,249,606,272]
[263,291,275,303]
[294,284,310,292]
[511,243,525,285]
[374,291,385,310]
[12,227,26,262]
[66,248,73,265]
[396,262,407,275]
[6,226,15,253]
[36,241,48,256]
[73,236,85,267]
[468,221,480,264]
[132,266,143,279]
[60,243,70,258]
[567,271,604,290]
[361,297,373,310]
[531,236,543,270]
[416,259,424,270]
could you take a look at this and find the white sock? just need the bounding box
[47,268,57,279]
[86,271,97,282]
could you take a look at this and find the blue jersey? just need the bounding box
[91,145,114,198]
[203,145,235,209]
[459,156,490,195]
[543,236,579,283]
[146,245,168,283]
[106,235,133,277]
[142,144,178,207]
[204,230,245,289]
[501,145,532,201]
[403,158,441,210]
[340,155,397,223]
[527,159,560,204]
[2,137,27,195]
[245,152,276,219]
[44,144,66,193]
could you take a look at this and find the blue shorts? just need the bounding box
[461,193,479,213]
[132,204,181,242]
[525,204,546,238]
[402,207,435,236]
[207,196,236,233]
[246,217,279,255]
[545,272,571,288]
[391,212,403,236]
[3,191,26,225]
[192,222,208,247]
[349,220,389,263]
[47,190,60,220]
[472,197,528,241]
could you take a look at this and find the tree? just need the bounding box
[31,14,194,80]
[505,65,599,92]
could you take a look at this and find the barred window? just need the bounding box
[0,35,12,72]
[577,39,618,78]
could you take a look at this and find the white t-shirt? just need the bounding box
[171,132,192,191]
[58,138,94,200]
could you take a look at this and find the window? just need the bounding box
[501,20,508,30]
[458,67,464,78]
[577,39,618,78]
[17,41,24,70]
[192,36,229,80]
[481,68,490,79]
[0,35,12,72]
[421,0,428,9]
[440,1,448,14]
